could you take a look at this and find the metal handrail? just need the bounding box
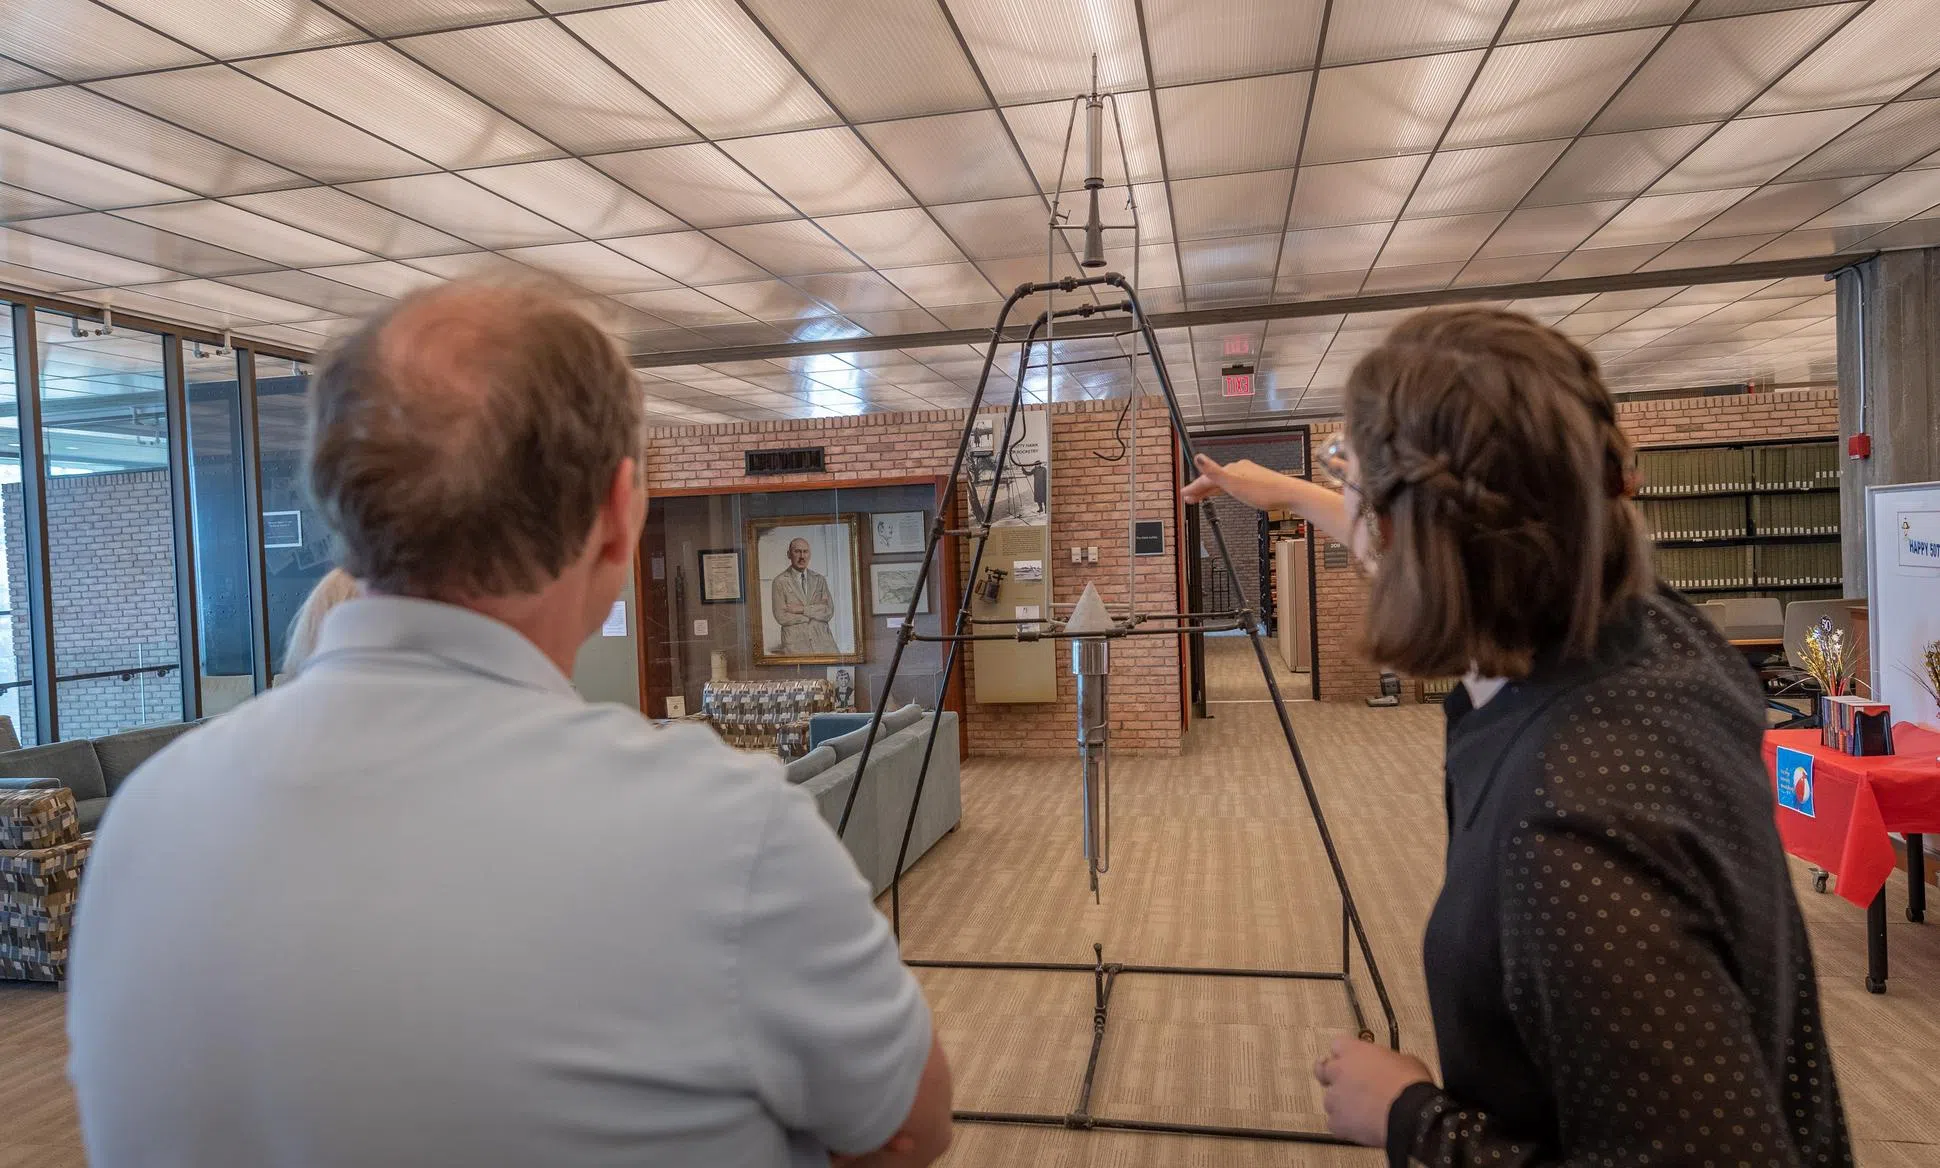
[0,662,178,694]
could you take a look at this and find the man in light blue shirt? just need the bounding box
[66,279,951,1167]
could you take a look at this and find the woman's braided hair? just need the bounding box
[1345,307,1653,680]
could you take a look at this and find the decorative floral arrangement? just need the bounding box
[1908,638,1940,709]
[1799,615,1860,697]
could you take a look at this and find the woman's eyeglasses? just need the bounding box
[1318,435,1352,487]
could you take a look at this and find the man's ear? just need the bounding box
[597,456,645,567]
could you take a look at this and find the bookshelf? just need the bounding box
[1636,438,1843,603]
[1258,510,1306,636]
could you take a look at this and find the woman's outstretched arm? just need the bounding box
[1181,454,1357,547]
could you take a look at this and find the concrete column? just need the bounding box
[1836,247,1940,595]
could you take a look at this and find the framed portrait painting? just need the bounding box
[746,514,865,666]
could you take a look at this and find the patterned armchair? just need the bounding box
[0,783,90,983]
[701,679,838,759]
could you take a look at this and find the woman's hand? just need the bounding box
[1181,455,1298,511]
[1313,1035,1434,1147]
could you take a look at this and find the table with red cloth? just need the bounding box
[1763,724,1940,992]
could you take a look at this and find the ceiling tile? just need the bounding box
[1525,123,1718,204]
[1004,91,1164,188]
[1405,139,1570,217]
[594,144,796,228]
[880,262,1003,308]
[945,0,1146,105]
[1749,0,1935,115]
[1304,52,1483,165]
[709,220,864,276]
[218,269,392,317]
[497,241,680,294]
[0,59,56,93]
[122,278,320,324]
[742,0,988,121]
[1170,170,1294,240]
[324,0,533,35]
[303,260,444,299]
[1178,234,1281,285]
[0,87,302,197]
[785,270,921,316]
[0,183,81,222]
[225,187,469,258]
[406,251,540,281]
[1144,0,1325,84]
[1322,0,1510,64]
[1156,73,1313,177]
[116,201,369,267]
[1545,242,1663,277]
[564,0,837,138]
[1782,99,1940,182]
[242,44,557,169]
[1638,233,1778,269]
[860,110,1038,205]
[462,159,681,240]
[1594,5,1860,133]
[720,128,914,218]
[929,196,1052,260]
[101,0,361,57]
[1288,155,1430,229]
[601,231,768,285]
[0,0,205,80]
[682,279,826,322]
[1360,261,1465,293]
[973,252,1088,290]
[1375,211,1507,267]
[12,213,275,277]
[1278,222,1390,276]
[614,288,757,329]
[91,68,428,184]
[1456,250,1571,283]
[396,19,697,155]
[0,225,179,285]
[815,208,966,268]
[1806,168,1940,228]
[0,128,191,208]
[339,174,577,249]
[1501,0,1688,41]
[1583,187,1756,247]
[1690,175,1881,237]
[1445,27,1664,148]
[1476,200,1627,256]
[1100,242,1182,288]
[1653,106,1872,194]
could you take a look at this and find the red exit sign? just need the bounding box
[1222,335,1251,357]
[1222,363,1255,397]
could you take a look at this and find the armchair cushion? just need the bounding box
[0,742,107,803]
[783,745,837,785]
[808,713,873,752]
[880,704,926,736]
[0,778,60,791]
[94,721,196,794]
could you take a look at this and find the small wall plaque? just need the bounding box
[1323,540,1349,569]
[1134,520,1165,556]
[745,446,826,476]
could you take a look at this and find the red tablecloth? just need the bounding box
[1763,725,1940,908]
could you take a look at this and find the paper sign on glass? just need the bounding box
[1775,746,1815,818]
[1899,510,1940,569]
[601,601,627,638]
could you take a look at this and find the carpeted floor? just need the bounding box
[3,638,1935,1165]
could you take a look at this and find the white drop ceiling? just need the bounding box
[0,0,1932,425]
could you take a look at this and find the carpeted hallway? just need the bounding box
[2,638,1936,1165]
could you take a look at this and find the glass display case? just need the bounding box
[639,477,959,755]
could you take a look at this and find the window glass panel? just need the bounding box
[251,353,325,681]
[0,304,36,744]
[186,347,256,714]
[35,313,184,738]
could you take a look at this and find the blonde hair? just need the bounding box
[284,568,362,675]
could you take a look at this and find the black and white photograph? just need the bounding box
[871,511,928,555]
[870,561,931,616]
[966,408,1049,528]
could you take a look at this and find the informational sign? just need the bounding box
[1134,520,1165,556]
[1775,746,1815,818]
[1898,510,1940,569]
[601,600,627,638]
[263,510,303,548]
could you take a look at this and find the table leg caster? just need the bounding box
[1866,977,1887,994]
[1813,871,1829,893]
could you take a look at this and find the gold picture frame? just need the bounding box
[746,514,866,666]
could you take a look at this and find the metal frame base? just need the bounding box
[909,945,1361,1144]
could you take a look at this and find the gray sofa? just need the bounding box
[785,705,962,896]
[0,721,200,833]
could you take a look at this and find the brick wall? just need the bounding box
[4,471,182,741]
[646,399,1186,755]
[1312,387,1842,701]
[1190,434,1307,616]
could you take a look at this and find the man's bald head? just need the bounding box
[307,279,643,599]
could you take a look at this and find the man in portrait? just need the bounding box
[772,537,839,655]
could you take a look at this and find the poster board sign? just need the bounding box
[1866,482,1940,731]
[969,408,1055,703]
